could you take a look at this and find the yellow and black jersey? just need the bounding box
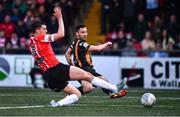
[70,39,93,68]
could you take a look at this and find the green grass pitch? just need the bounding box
[0,87,179,116]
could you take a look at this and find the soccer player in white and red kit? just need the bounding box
[28,6,126,107]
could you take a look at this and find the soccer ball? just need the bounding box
[141,93,156,107]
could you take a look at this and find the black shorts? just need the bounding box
[82,66,102,77]
[44,63,70,92]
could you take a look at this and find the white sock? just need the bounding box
[57,94,79,106]
[91,77,117,93]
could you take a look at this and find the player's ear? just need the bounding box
[75,32,79,37]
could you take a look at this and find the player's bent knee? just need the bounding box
[83,85,93,93]
[75,91,82,98]
[84,72,93,81]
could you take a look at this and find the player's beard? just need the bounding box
[79,37,86,41]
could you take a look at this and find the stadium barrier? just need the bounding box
[0,55,179,89]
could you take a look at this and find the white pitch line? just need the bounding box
[0,94,180,100]
[75,104,180,108]
[0,104,179,110]
[0,105,50,110]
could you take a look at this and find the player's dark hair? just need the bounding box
[75,25,86,32]
[32,21,45,32]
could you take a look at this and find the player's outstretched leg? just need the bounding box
[70,66,117,93]
[70,66,126,95]
[90,77,127,93]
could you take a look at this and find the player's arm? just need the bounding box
[65,47,73,65]
[52,6,65,41]
[88,42,112,52]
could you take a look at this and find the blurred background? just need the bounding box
[0,0,180,89]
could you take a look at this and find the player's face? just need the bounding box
[37,25,47,35]
[77,27,88,40]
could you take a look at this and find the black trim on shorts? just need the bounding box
[44,63,70,92]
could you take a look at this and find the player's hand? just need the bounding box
[53,6,62,19]
[106,42,112,48]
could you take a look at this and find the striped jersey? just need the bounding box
[28,34,59,72]
[70,39,93,68]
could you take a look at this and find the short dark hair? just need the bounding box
[32,21,45,32]
[75,24,86,32]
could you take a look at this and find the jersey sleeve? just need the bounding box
[35,34,54,42]
[79,41,90,51]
